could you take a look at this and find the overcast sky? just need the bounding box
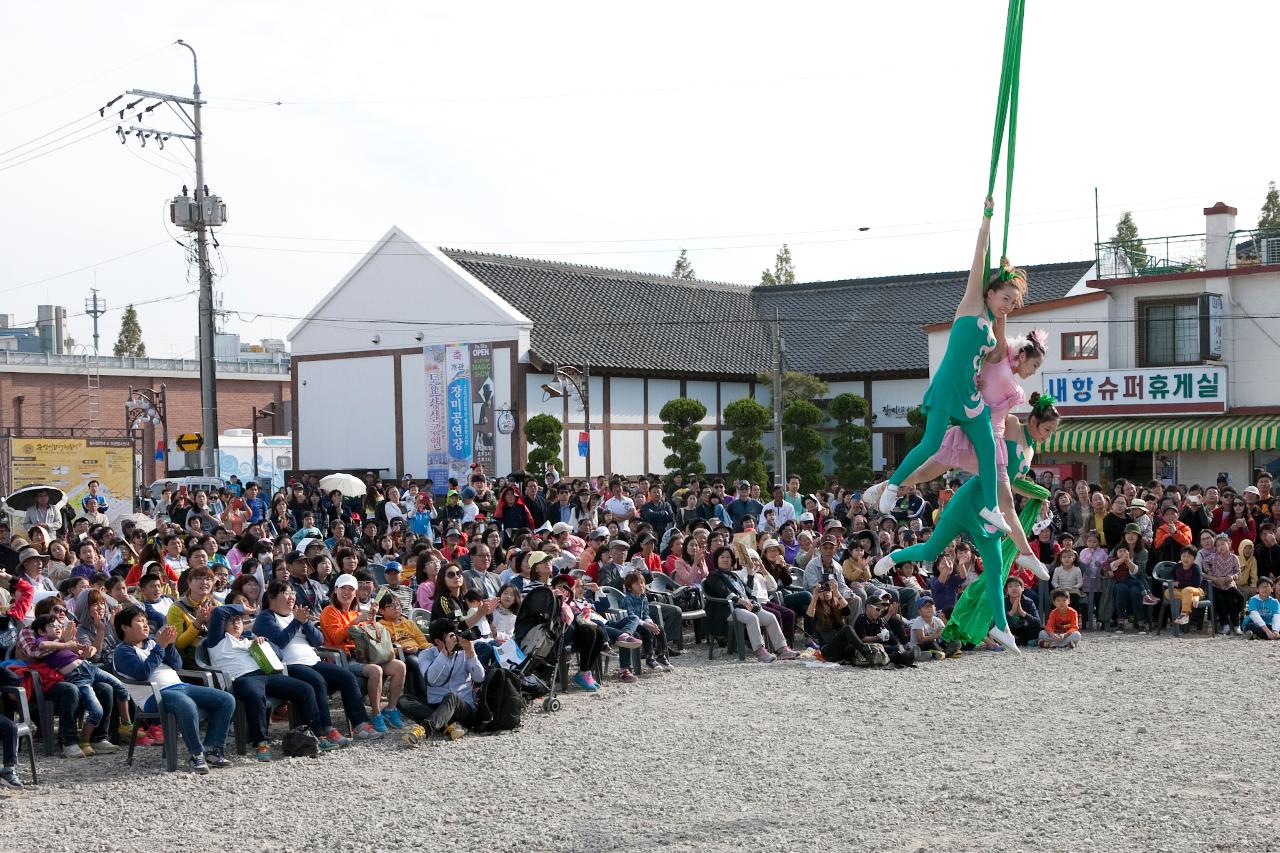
[1,1,1276,358]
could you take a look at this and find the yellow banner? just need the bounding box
[9,437,135,519]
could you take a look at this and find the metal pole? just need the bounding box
[179,40,219,477]
[158,383,169,478]
[582,366,591,484]
[252,406,260,483]
[772,308,786,484]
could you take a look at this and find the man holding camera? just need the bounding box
[415,619,486,741]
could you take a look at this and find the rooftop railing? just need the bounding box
[0,350,290,374]
[1094,228,1280,279]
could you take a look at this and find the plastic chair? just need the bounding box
[647,572,706,644]
[113,667,215,773]
[194,643,299,755]
[0,684,40,783]
[703,594,747,661]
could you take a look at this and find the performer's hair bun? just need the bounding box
[1028,392,1060,422]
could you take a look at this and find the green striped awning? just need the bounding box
[1038,415,1280,455]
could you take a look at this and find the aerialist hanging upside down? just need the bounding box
[871,394,1062,652]
[866,196,1025,537]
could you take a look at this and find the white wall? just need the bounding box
[647,379,680,421]
[565,429,605,478]
[298,357,396,472]
[872,378,927,427]
[685,380,718,426]
[1178,450,1250,489]
[291,232,532,357]
[610,377,645,425]
[698,428,719,472]
[721,382,750,411]
[648,431,668,474]
[525,372,562,419]
[1224,273,1280,408]
[400,352,427,476]
[492,346,514,476]
[610,430,645,474]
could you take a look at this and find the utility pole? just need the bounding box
[84,288,106,355]
[117,40,225,477]
[771,307,786,484]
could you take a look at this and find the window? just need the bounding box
[1061,331,1098,360]
[1137,298,1200,367]
[883,432,908,472]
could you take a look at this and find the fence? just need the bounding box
[1094,228,1278,280]
[0,350,290,375]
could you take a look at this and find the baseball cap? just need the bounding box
[384,561,402,574]
[1244,486,1262,497]
[591,526,610,540]
[444,526,462,539]
[799,511,815,522]
[738,480,751,489]
[551,522,572,535]
[334,573,358,590]
[285,549,305,563]
[825,519,844,529]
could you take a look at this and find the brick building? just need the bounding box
[0,351,290,487]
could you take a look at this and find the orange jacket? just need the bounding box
[319,604,360,653]
[1153,520,1192,551]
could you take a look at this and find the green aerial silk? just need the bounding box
[941,478,1050,646]
[985,0,1026,281]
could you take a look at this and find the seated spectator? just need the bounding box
[0,666,25,787]
[619,571,670,674]
[852,592,911,667]
[112,606,236,774]
[1202,533,1245,635]
[492,584,520,636]
[414,551,441,611]
[206,604,338,759]
[550,574,609,689]
[412,619,486,740]
[668,536,708,587]
[1003,577,1043,646]
[1244,576,1280,640]
[166,564,217,667]
[1039,590,1081,649]
[807,578,875,665]
[909,597,956,660]
[1106,544,1145,632]
[319,574,407,733]
[703,547,798,662]
[376,595,428,657]
[30,612,132,756]
[252,580,379,741]
[1168,546,1206,628]
[928,553,965,618]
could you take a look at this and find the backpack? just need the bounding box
[479,667,524,731]
[281,726,320,758]
[347,621,394,665]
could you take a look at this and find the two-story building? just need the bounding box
[927,201,1280,490]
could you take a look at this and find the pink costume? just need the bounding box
[932,333,1038,480]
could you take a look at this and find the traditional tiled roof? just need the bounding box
[443,249,1093,378]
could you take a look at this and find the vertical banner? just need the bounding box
[424,345,449,494]
[470,343,495,474]
[445,344,473,486]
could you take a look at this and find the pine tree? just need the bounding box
[760,244,796,285]
[659,398,707,484]
[113,304,146,357]
[723,397,771,487]
[1258,182,1280,237]
[1109,211,1147,271]
[672,249,697,280]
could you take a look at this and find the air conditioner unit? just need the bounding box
[1261,237,1280,265]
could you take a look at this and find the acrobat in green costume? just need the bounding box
[882,428,1049,644]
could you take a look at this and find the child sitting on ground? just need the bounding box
[908,597,957,660]
[1039,589,1081,649]
[1244,576,1280,640]
[30,612,132,755]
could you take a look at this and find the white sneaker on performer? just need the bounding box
[862,481,886,513]
[878,483,899,515]
[873,554,896,578]
[1030,516,1054,536]
[988,626,1021,654]
[1015,553,1050,581]
[978,506,1012,535]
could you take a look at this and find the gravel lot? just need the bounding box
[6,633,1276,853]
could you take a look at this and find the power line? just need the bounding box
[0,241,171,295]
[0,44,170,118]
[0,121,116,173]
[9,289,197,330]
[0,109,101,159]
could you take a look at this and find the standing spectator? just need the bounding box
[1152,505,1193,566]
[726,481,763,531]
[1051,491,1082,541]
[760,484,796,529]
[1213,495,1257,552]
[1237,539,1258,602]
[639,484,675,539]
[1202,533,1244,635]
[603,479,637,532]
[242,482,268,525]
[1256,524,1280,579]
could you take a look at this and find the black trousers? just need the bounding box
[569,621,606,672]
[820,625,873,664]
[426,693,477,731]
[1213,586,1244,627]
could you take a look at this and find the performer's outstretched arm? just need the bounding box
[956,196,994,319]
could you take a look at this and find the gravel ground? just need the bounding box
[6,632,1278,853]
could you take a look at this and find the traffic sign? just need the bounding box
[176,432,204,452]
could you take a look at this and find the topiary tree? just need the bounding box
[723,397,771,488]
[782,399,826,492]
[524,413,564,479]
[829,393,872,488]
[659,397,707,483]
[905,406,927,448]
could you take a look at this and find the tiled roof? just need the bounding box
[442,249,1093,378]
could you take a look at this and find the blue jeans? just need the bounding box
[603,614,640,642]
[148,683,234,757]
[1113,577,1144,623]
[64,662,127,728]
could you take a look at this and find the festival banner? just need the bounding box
[446,345,473,483]
[424,345,449,493]
[470,343,495,473]
[8,436,135,520]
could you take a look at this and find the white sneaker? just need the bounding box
[1233,626,1243,635]
[987,626,1021,654]
[873,554,896,578]
[878,483,899,515]
[979,506,1012,535]
[1015,553,1050,581]
[63,743,86,759]
[1219,625,1231,635]
[862,481,886,513]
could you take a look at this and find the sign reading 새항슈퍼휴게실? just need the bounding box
[1042,366,1227,417]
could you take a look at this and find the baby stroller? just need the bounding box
[512,583,565,712]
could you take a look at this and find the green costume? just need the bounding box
[888,309,1001,515]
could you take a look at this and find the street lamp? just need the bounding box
[252,403,278,484]
[126,384,168,477]
[540,365,590,481]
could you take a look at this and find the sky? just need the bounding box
[1,0,1277,359]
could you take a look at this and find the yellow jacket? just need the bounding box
[381,616,429,655]
[1238,540,1258,589]
[165,595,214,663]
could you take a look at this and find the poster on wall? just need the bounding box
[8,436,135,521]
[470,343,495,473]
[425,343,478,495]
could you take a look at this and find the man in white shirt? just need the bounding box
[603,480,636,532]
[760,484,797,528]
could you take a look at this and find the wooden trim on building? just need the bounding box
[392,354,404,476]
[602,374,612,474]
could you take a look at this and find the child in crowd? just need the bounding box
[621,571,671,673]
[1051,547,1086,621]
[492,584,520,636]
[1039,590,1081,649]
[1244,576,1280,640]
[112,606,236,775]
[908,597,956,660]
[1078,531,1108,629]
[30,612,132,756]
